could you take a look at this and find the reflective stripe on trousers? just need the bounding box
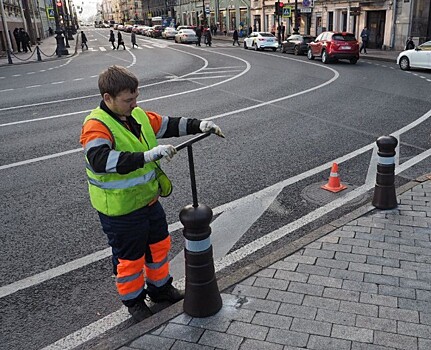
[98,201,170,306]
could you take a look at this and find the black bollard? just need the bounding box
[372,135,398,209]
[180,203,222,317]
[177,134,222,318]
[36,46,42,61]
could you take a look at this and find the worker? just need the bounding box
[80,65,224,322]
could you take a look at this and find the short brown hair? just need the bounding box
[98,65,139,98]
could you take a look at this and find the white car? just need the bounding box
[174,29,198,44]
[162,27,177,39]
[397,40,431,71]
[244,32,279,51]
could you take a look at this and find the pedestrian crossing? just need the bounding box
[84,41,235,52]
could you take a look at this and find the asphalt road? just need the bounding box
[1,28,431,350]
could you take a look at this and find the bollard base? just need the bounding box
[184,276,222,317]
[372,185,398,210]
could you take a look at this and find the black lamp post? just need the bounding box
[293,0,299,34]
[53,0,69,56]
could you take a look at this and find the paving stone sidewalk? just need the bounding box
[114,179,431,350]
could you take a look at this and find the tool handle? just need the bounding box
[175,133,211,152]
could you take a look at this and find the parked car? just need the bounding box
[307,31,359,64]
[151,25,165,38]
[282,34,315,55]
[244,32,278,51]
[176,25,196,32]
[162,27,177,39]
[174,29,198,44]
[397,40,431,71]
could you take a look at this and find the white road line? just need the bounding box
[26,71,35,74]
[142,44,153,48]
[51,81,64,85]
[26,85,41,89]
[12,74,21,77]
[73,78,84,81]
[187,75,233,79]
[0,88,14,92]
[99,47,107,51]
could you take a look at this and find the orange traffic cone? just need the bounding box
[321,163,347,193]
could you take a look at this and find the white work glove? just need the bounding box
[144,145,177,163]
[199,120,225,138]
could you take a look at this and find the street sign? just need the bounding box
[282,6,292,18]
[205,5,210,14]
[46,7,54,19]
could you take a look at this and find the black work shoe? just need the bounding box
[127,301,153,322]
[148,280,185,303]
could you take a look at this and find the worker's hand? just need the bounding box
[200,120,225,138]
[144,145,177,163]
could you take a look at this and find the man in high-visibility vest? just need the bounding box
[80,65,224,322]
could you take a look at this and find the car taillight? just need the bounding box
[258,38,265,41]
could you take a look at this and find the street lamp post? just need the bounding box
[293,0,299,34]
[0,0,13,63]
[53,0,68,56]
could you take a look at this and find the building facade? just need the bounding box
[0,0,78,54]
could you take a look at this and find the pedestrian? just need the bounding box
[48,26,54,36]
[405,36,415,50]
[13,28,21,52]
[79,65,224,322]
[20,29,32,53]
[131,31,138,48]
[205,27,212,46]
[109,30,116,49]
[116,31,126,50]
[248,26,252,36]
[233,29,240,46]
[195,26,202,46]
[81,31,88,50]
[360,26,369,54]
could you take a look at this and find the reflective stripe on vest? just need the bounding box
[83,107,162,216]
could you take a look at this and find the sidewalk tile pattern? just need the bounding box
[125,181,431,349]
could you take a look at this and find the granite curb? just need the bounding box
[89,174,429,350]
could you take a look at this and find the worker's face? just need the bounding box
[104,90,139,117]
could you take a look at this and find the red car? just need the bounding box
[307,31,359,64]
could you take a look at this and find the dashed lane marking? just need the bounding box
[26,85,41,89]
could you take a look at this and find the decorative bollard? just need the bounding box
[176,134,222,318]
[36,46,42,61]
[180,203,222,317]
[372,135,398,209]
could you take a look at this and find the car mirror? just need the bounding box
[415,47,421,51]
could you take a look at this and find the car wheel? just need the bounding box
[294,45,300,55]
[349,57,358,64]
[272,48,276,52]
[399,56,410,71]
[244,41,248,49]
[307,48,314,60]
[321,50,329,64]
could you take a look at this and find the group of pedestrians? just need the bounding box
[12,28,32,53]
[109,30,129,50]
[195,26,212,47]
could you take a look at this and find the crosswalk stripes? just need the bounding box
[84,41,234,53]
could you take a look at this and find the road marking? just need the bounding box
[73,78,84,81]
[142,44,153,48]
[51,81,64,85]
[187,75,233,79]
[0,88,14,92]
[12,74,21,77]
[26,71,35,74]
[99,47,107,51]
[26,85,41,89]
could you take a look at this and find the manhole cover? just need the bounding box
[301,182,369,207]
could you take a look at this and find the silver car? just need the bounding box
[175,29,198,44]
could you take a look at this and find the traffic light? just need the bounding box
[56,0,62,7]
[275,1,284,16]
